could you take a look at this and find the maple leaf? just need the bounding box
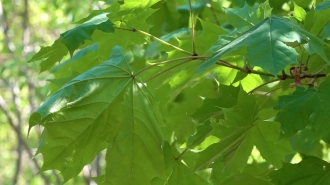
[29,47,165,184]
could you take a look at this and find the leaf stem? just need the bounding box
[134,56,207,76]
[136,29,193,55]
[206,3,220,26]
[143,59,194,83]
[188,0,196,55]
[113,27,193,55]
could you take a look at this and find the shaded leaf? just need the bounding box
[269,156,330,185]
[274,77,330,139]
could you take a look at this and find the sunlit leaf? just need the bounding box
[293,2,306,22]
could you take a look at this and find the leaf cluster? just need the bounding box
[28,0,330,184]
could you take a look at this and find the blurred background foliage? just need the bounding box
[0,0,329,184]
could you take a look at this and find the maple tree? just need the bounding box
[28,0,330,184]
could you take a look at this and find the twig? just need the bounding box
[188,0,196,54]
[10,82,22,185]
[113,27,193,55]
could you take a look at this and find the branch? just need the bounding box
[10,82,23,185]
[0,94,54,184]
[114,27,193,56]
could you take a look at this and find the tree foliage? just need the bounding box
[28,0,330,184]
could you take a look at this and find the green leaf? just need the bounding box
[225,1,272,31]
[289,127,323,157]
[199,16,330,75]
[29,47,165,184]
[225,3,260,30]
[61,12,114,56]
[293,1,306,22]
[27,39,68,72]
[269,156,330,185]
[274,77,330,139]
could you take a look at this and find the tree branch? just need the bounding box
[0,94,53,184]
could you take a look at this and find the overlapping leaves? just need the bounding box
[28,0,330,185]
[194,88,293,173]
[28,0,159,72]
